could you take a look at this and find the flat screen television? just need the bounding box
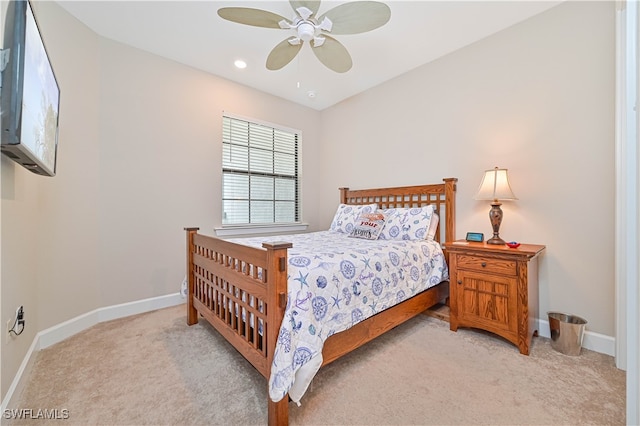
[1,0,60,177]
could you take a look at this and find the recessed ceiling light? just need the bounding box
[307,90,316,98]
[234,59,247,69]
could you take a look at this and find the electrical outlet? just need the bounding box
[5,306,25,342]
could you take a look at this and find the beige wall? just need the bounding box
[1,1,321,400]
[32,0,102,335]
[319,1,615,335]
[93,37,322,307]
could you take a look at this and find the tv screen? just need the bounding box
[1,0,60,177]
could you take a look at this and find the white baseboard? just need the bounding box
[0,333,40,417]
[1,293,185,412]
[537,318,616,357]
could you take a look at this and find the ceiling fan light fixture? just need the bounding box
[313,36,325,47]
[297,22,315,42]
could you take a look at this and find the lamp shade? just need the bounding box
[475,167,518,201]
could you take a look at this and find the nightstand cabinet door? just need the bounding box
[455,269,518,338]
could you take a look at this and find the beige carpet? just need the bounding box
[7,304,625,425]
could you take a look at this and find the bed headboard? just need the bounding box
[339,178,457,244]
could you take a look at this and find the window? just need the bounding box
[222,114,300,226]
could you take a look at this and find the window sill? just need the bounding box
[214,223,309,237]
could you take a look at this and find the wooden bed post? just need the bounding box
[339,187,349,204]
[263,241,293,426]
[184,227,199,325]
[443,178,457,243]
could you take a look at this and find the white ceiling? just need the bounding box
[56,1,562,111]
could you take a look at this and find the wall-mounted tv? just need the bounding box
[1,0,60,177]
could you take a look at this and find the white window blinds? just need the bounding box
[222,115,300,225]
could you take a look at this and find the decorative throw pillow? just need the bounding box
[329,203,378,234]
[349,212,386,240]
[378,205,435,241]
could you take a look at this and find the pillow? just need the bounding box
[329,203,378,234]
[349,212,386,240]
[378,205,435,241]
[426,211,439,240]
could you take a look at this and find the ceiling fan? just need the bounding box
[217,1,391,73]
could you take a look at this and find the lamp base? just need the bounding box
[486,236,506,245]
[487,202,506,245]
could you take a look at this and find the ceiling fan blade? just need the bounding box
[266,38,303,70]
[311,35,352,73]
[217,7,289,29]
[318,1,391,35]
[289,1,321,17]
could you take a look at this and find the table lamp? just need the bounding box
[475,167,517,245]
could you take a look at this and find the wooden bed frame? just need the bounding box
[184,178,457,425]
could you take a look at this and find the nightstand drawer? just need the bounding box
[456,254,517,276]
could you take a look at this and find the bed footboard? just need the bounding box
[184,227,291,379]
[185,228,291,425]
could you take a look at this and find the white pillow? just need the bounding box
[378,205,435,241]
[329,203,378,234]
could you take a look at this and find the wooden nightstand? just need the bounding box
[443,241,545,355]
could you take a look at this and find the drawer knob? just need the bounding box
[457,280,462,284]
[481,262,487,267]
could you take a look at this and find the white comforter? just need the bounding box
[230,231,448,403]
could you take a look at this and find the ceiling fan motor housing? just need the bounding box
[297,22,315,41]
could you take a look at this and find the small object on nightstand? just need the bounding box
[465,232,484,242]
[506,241,520,248]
